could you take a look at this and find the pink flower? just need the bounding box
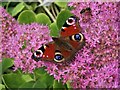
[1,7,52,73]
[66,2,119,88]
[1,1,119,88]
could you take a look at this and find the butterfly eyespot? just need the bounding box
[34,50,43,58]
[66,17,75,26]
[70,33,84,42]
[54,52,65,62]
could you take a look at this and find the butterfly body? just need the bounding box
[32,16,85,62]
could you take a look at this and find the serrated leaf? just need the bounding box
[36,13,51,25]
[2,58,14,73]
[18,10,36,24]
[56,10,73,30]
[12,2,25,16]
[49,22,60,37]
[3,73,26,88]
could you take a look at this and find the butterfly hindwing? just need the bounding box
[32,41,73,62]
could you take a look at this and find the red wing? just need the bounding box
[41,43,55,61]
[60,24,81,37]
[32,41,73,62]
[32,42,55,61]
[60,16,82,37]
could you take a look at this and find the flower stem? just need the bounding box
[38,0,56,22]
[51,4,56,18]
[54,4,60,16]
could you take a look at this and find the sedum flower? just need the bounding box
[1,1,119,88]
[1,7,52,73]
[66,2,119,88]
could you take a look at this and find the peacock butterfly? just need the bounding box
[32,16,85,62]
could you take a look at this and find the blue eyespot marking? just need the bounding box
[74,34,81,41]
[54,54,63,61]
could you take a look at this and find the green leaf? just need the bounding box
[2,58,14,73]
[31,2,38,11]
[22,40,27,49]
[55,0,67,8]
[20,80,47,88]
[34,68,54,88]
[36,13,51,25]
[56,10,73,30]
[7,7,13,15]
[53,80,66,89]
[19,81,35,88]
[0,62,2,75]
[3,73,26,88]
[33,79,47,88]
[24,3,33,10]
[49,22,60,37]
[66,81,72,89]
[34,67,47,75]
[40,73,54,88]
[0,2,8,7]
[34,67,47,80]
[22,74,34,82]
[0,84,5,90]
[18,10,36,24]
[12,2,25,16]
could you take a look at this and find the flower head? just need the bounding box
[1,7,52,73]
[1,2,119,88]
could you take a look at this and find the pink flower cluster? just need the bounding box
[67,2,119,88]
[1,2,119,88]
[1,7,52,73]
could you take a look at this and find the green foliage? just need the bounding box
[18,10,36,24]
[49,22,60,37]
[53,80,66,89]
[6,7,13,15]
[0,2,8,7]
[2,58,14,73]
[12,2,25,16]
[0,84,5,90]
[22,74,34,82]
[34,67,54,88]
[20,80,47,88]
[56,10,73,30]
[55,0,67,8]
[3,73,26,88]
[36,13,51,25]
